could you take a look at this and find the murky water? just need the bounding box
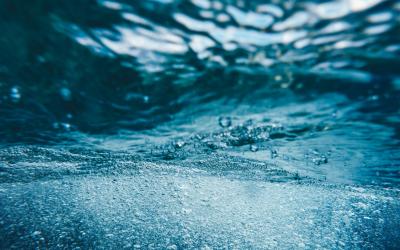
[1,0,400,248]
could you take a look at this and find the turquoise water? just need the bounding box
[0,0,400,248]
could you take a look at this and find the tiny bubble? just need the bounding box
[243,119,253,127]
[53,122,60,129]
[195,134,205,140]
[10,87,21,102]
[37,55,46,63]
[274,75,283,81]
[369,95,379,101]
[62,123,71,131]
[174,140,185,149]
[271,149,278,158]
[312,156,328,165]
[218,116,232,128]
[60,87,72,101]
[32,231,41,236]
[298,242,306,248]
[166,244,178,250]
[250,144,258,152]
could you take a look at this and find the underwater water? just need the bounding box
[1,0,400,248]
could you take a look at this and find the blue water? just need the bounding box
[0,0,400,248]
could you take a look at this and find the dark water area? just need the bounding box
[1,0,400,248]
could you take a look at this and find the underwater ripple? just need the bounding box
[0,0,400,248]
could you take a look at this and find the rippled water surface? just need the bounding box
[1,0,400,248]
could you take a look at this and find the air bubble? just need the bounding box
[32,231,41,236]
[271,149,278,158]
[60,87,72,101]
[53,122,72,131]
[312,156,328,165]
[250,144,259,152]
[10,87,21,102]
[61,123,71,131]
[166,244,178,250]
[218,116,232,128]
[174,140,185,148]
